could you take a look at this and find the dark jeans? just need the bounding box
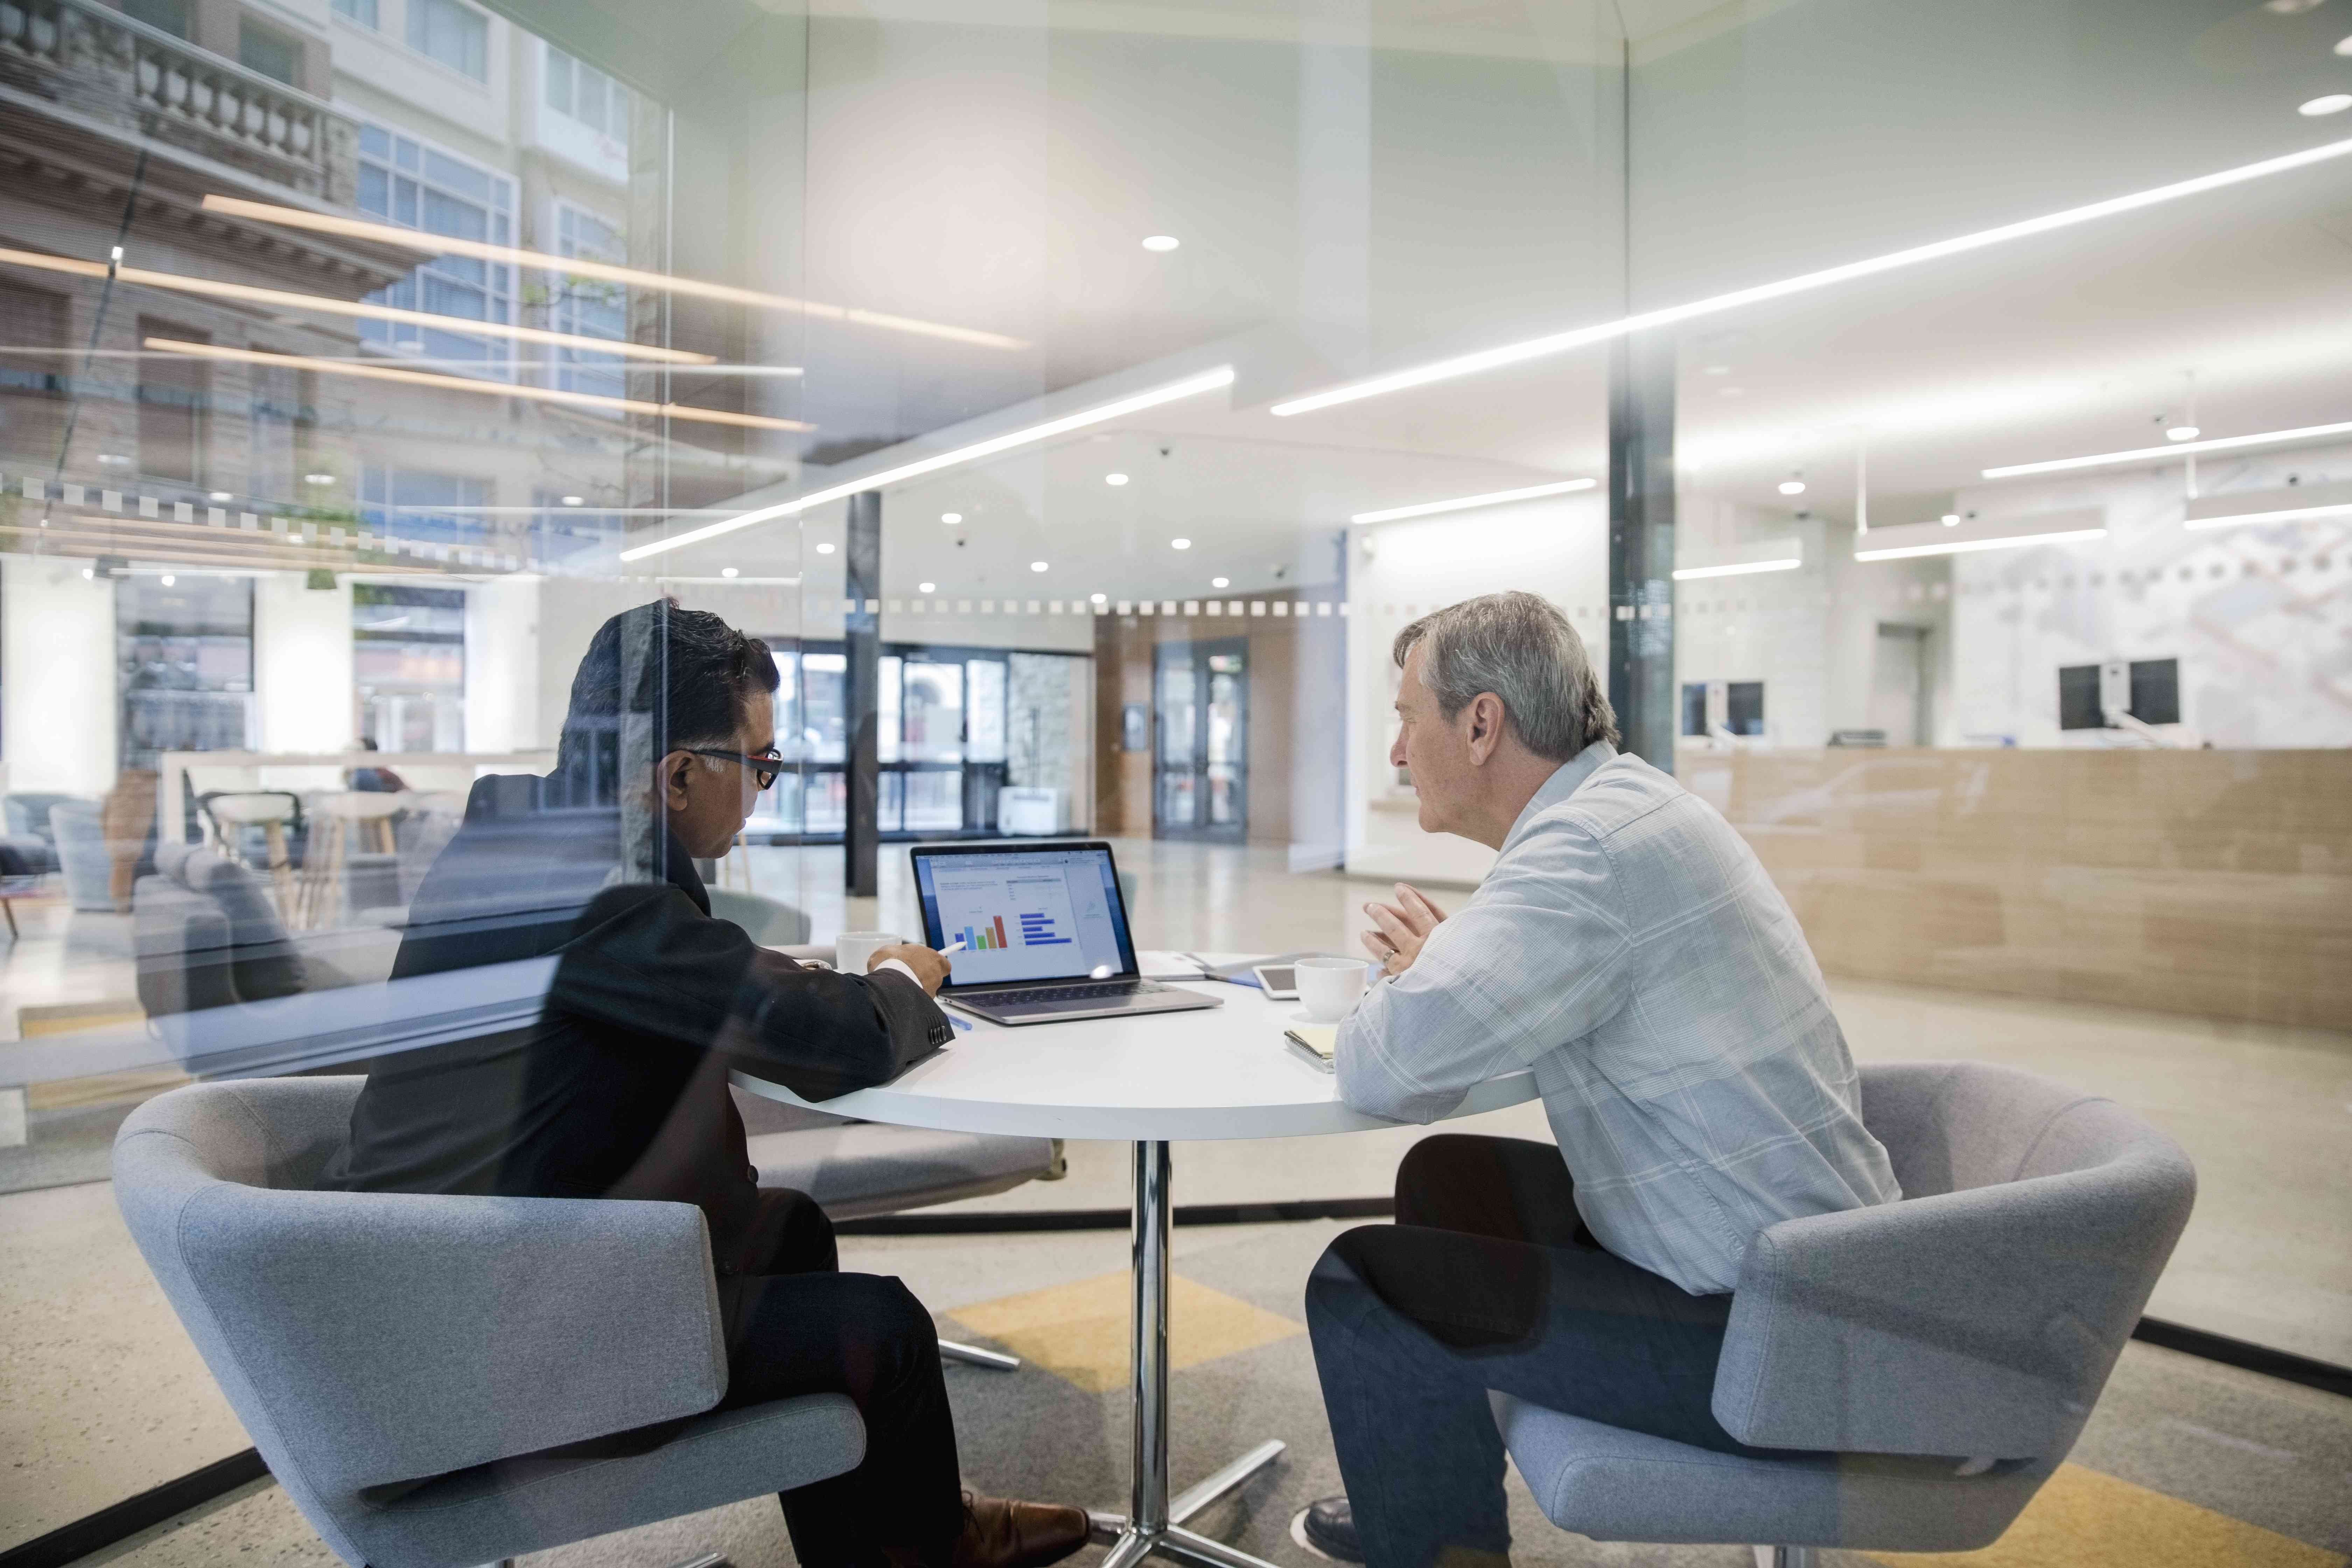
[718,1189,965,1568]
[1307,1135,1769,1568]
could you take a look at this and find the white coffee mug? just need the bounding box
[834,931,903,975]
[1295,955,1372,1022]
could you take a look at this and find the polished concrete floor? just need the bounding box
[2,838,2348,1561]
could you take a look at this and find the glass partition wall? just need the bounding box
[3,0,2347,1558]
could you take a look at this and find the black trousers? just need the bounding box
[716,1189,965,1568]
[1307,1135,1777,1568]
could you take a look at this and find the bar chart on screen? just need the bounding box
[936,873,1080,953]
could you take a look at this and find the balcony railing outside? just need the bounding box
[0,0,358,203]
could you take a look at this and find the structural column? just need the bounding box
[844,491,881,897]
[1607,333,1677,772]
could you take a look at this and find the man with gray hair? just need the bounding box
[1298,590,1898,1568]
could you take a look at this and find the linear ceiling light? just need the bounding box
[618,364,1236,562]
[2183,500,2352,530]
[1981,419,2352,478]
[1854,527,2107,562]
[1672,558,1802,580]
[200,195,1027,351]
[1270,136,2352,418]
[143,339,813,433]
[0,244,714,364]
[1349,477,1595,524]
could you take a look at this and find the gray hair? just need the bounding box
[1392,591,1618,760]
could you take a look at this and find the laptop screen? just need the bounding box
[912,844,1136,987]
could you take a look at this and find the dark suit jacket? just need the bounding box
[320,772,951,1272]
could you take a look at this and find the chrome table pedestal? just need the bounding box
[1086,1142,1287,1568]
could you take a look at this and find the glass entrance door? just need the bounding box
[1153,639,1247,841]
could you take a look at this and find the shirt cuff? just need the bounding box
[872,957,923,988]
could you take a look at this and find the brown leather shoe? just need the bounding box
[950,1490,1091,1568]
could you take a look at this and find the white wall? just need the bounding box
[255,575,355,755]
[1344,491,1611,886]
[464,575,541,752]
[1,555,117,796]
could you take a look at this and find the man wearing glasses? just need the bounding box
[322,600,1091,1568]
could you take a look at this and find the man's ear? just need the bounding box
[658,749,695,810]
[1466,693,1504,765]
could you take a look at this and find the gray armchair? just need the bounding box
[114,1077,868,1568]
[1492,1060,2196,1568]
[133,842,402,1074]
[50,800,117,911]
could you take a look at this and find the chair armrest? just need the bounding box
[172,1183,729,1489]
[1712,1152,2192,1458]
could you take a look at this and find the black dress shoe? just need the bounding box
[1300,1494,1363,1562]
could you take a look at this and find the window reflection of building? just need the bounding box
[352,584,465,752]
[358,464,492,554]
[134,317,209,486]
[550,204,626,400]
[355,124,516,374]
[116,575,255,771]
[405,0,489,82]
[543,46,631,150]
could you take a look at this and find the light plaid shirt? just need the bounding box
[1338,742,1900,1295]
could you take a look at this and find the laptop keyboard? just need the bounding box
[980,981,1149,1006]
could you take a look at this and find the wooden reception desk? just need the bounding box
[1680,748,2352,1029]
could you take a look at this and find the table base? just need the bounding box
[1084,1143,1288,1568]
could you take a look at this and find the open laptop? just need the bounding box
[909,840,1222,1027]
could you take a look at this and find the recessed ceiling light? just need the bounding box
[941,511,962,524]
[1105,472,1129,486]
[2165,425,2200,441]
[82,567,94,579]
[816,542,835,554]
[304,472,336,485]
[2265,0,2323,13]
[208,490,232,502]
[919,581,936,593]
[1778,477,1807,496]
[1212,576,1230,588]
[160,573,176,586]
[721,566,739,578]
[1030,560,1049,572]
[561,494,584,505]
[1702,364,1732,376]
[2300,93,2352,116]
[1941,513,1961,527]
[1141,235,1180,252]
[1171,537,1192,550]
[1090,592,1107,604]
[2337,33,2352,55]
[98,453,128,465]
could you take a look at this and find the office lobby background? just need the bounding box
[1,0,2347,1561]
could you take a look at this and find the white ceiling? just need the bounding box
[620,0,2352,598]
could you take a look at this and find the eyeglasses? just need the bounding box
[688,748,784,790]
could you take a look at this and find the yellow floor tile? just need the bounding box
[945,1271,1305,1394]
[1873,1462,2345,1568]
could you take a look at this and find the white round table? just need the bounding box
[735,959,1538,1568]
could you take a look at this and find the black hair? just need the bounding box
[554,599,779,798]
